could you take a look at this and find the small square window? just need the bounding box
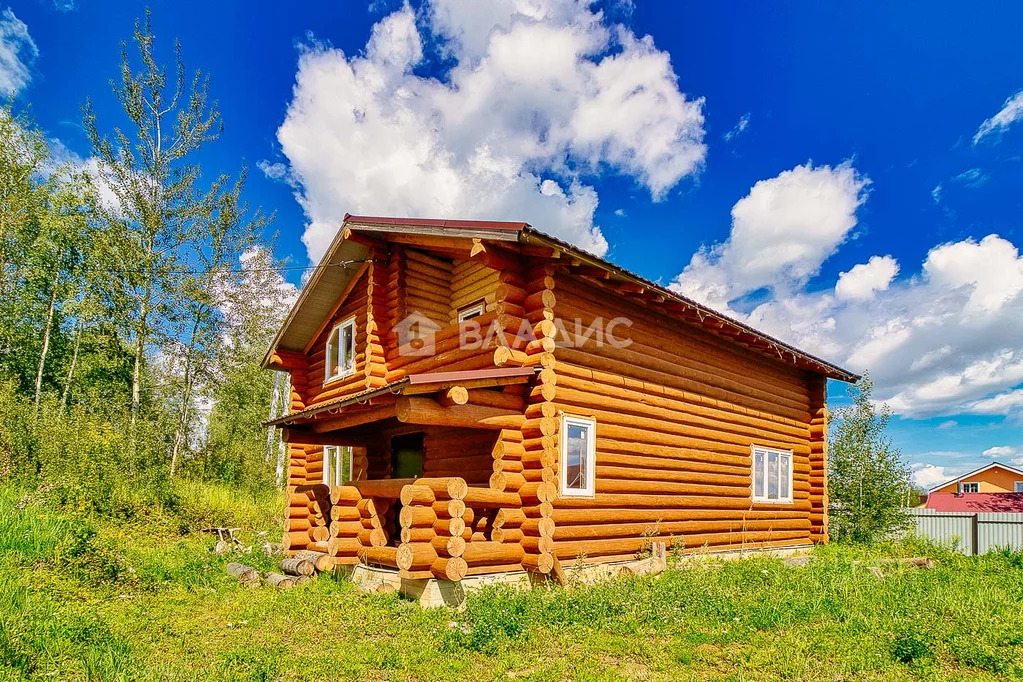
[457,301,485,322]
[322,445,352,487]
[752,445,793,504]
[560,414,596,497]
[1015,482,1023,493]
[325,317,356,383]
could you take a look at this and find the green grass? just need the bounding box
[1,484,1022,681]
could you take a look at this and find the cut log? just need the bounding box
[226,563,260,585]
[265,572,295,589]
[281,557,316,577]
[293,550,334,573]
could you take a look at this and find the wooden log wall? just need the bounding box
[422,428,498,484]
[517,261,559,574]
[383,249,512,383]
[547,273,817,561]
[404,248,452,328]
[285,443,370,486]
[807,374,828,543]
[300,268,373,407]
[282,484,333,555]
[365,254,389,392]
[449,259,500,325]
[395,477,525,581]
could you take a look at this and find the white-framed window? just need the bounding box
[1015,482,1023,493]
[457,300,485,322]
[322,445,353,487]
[324,316,356,383]
[752,445,793,504]
[960,482,979,493]
[559,413,596,497]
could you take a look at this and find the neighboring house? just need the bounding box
[922,462,1023,512]
[262,215,858,585]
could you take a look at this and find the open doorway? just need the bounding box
[391,432,424,479]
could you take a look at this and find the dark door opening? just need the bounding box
[391,433,424,479]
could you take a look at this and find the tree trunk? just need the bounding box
[170,316,200,478]
[275,373,291,488]
[265,371,282,464]
[59,318,83,414]
[130,292,149,430]
[33,270,60,412]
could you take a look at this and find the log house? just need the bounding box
[263,215,857,584]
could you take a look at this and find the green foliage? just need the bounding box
[3,492,1021,681]
[828,375,912,543]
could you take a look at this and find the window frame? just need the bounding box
[960,482,980,493]
[559,413,596,498]
[457,300,485,323]
[751,444,794,504]
[1015,481,1023,493]
[322,445,353,487]
[324,316,357,384]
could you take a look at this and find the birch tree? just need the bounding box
[83,10,221,430]
[828,376,911,543]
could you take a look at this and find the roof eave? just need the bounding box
[518,227,860,383]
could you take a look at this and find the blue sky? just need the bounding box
[5,0,1023,487]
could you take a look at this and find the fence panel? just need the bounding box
[906,509,1023,555]
[907,509,976,555]
[976,513,1023,554]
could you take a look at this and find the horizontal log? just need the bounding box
[432,557,468,581]
[396,397,523,431]
[396,543,438,571]
[552,518,809,540]
[292,550,334,573]
[552,531,809,559]
[461,541,525,567]
[462,487,521,508]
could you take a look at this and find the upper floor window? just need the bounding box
[1015,482,1023,493]
[457,300,485,322]
[560,414,596,497]
[325,317,356,383]
[960,482,979,493]
[323,445,352,487]
[752,445,793,504]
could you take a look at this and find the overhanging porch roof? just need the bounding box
[265,366,538,428]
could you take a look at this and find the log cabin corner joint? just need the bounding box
[261,214,858,586]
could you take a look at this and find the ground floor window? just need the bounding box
[323,445,352,487]
[560,414,596,496]
[752,445,793,503]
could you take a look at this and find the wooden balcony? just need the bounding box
[284,477,525,581]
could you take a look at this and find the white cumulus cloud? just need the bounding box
[835,255,899,301]
[910,463,961,489]
[670,161,869,308]
[0,9,37,97]
[276,0,707,264]
[667,158,1023,418]
[982,445,1020,459]
[973,90,1023,145]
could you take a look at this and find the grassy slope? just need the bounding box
[1,485,1022,682]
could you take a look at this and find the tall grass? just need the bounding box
[2,480,1022,680]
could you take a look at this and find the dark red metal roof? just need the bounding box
[924,492,1023,513]
[344,214,529,232]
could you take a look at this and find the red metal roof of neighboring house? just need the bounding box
[924,492,1023,513]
